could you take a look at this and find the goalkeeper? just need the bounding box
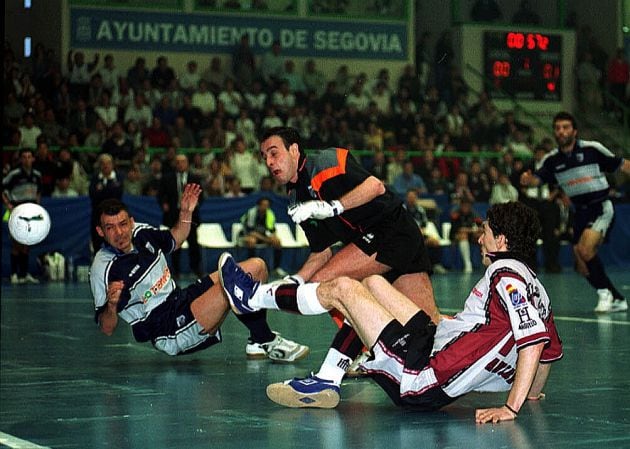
[256,127,438,408]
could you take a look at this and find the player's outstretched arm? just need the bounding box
[475,342,544,424]
[527,362,551,401]
[171,183,202,248]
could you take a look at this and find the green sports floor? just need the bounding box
[1,269,629,449]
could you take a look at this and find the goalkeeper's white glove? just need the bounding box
[287,200,344,224]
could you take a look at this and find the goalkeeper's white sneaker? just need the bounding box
[246,333,309,363]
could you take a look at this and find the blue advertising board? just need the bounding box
[70,7,408,60]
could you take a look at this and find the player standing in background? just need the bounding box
[253,126,438,408]
[521,111,630,312]
[2,148,42,284]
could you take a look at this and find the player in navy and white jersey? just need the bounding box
[521,111,630,313]
[219,202,562,421]
[255,126,436,407]
[90,183,308,360]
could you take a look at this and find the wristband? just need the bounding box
[504,403,519,416]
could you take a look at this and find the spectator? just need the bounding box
[244,79,268,124]
[363,121,384,152]
[260,40,284,91]
[218,78,244,117]
[236,108,258,149]
[203,116,227,149]
[319,81,345,113]
[18,112,42,149]
[285,106,312,142]
[271,80,296,119]
[153,95,178,130]
[345,82,371,112]
[303,59,326,96]
[112,76,134,111]
[151,56,176,91]
[143,117,171,148]
[51,176,79,198]
[468,160,491,202]
[386,148,407,186]
[449,199,482,273]
[261,106,284,131]
[40,107,66,145]
[224,176,246,198]
[239,196,285,276]
[126,57,150,93]
[282,59,306,99]
[203,56,228,95]
[445,104,465,138]
[179,60,201,94]
[33,139,57,197]
[403,189,447,273]
[57,147,89,195]
[397,63,422,102]
[4,92,26,124]
[489,172,518,204]
[123,163,144,195]
[230,136,258,193]
[142,156,163,196]
[450,171,475,205]
[192,79,216,116]
[94,90,118,128]
[67,50,99,99]
[232,34,256,91]
[179,94,204,132]
[98,54,120,92]
[171,116,197,149]
[392,160,427,197]
[102,121,134,164]
[125,119,143,149]
[124,93,153,129]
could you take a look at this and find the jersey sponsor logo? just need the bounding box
[516,307,537,330]
[176,314,187,328]
[142,266,171,303]
[506,283,526,307]
[362,232,375,244]
[129,264,140,277]
[145,242,155,254]
[472,287,483,298]
[576,153,584,162]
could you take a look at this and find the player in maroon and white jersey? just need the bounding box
[219,202,562,421]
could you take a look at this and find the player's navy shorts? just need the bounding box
[361,311,456,410]
[352,205,432,282]
[132,276,222,356]
[573,200,615,244]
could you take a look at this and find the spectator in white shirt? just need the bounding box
[95,90,119,128]
[98,54,120,92]
[218,78,244,117]
[19,112,42,149]
[191,79,216,116]
[179,60,201,94]
[124,93,153,129]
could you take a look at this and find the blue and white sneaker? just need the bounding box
[218,252,260,314]
[266,374,340,408]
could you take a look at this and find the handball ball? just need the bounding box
[8,203,51,245]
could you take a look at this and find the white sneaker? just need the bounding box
[24,273,40,284]
[246,333,309,363]
[594,289,613,313]
[10,274,21,284]
[610,299,628,313]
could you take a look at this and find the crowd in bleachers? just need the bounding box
[3,36,552,207]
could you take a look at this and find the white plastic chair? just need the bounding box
[197,223,234,248]
[275,223,302,248]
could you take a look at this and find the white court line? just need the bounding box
[440,308,630,326]
[0,431,51,449]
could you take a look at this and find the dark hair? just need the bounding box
[486,202,540,264]
[260,127,302,154]
[96,199,129,223]
[256,196,271,205]
[553,111,577,129]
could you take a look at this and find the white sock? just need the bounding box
[249,283,281,310]
[315,348,352,385]
[296,283,328,315]
[459,239,472,269]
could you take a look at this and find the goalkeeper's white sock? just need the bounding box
[250,282,327,315]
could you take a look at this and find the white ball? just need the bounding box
[8,203,51,245]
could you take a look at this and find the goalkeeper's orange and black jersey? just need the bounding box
[286,148,401,253]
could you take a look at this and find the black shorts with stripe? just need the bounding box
[352,205,432,282]
[366,311,455,410]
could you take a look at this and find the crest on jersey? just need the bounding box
[505,283,526,307]
[576,153,584,162]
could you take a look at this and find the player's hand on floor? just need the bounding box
[475,405,517,424]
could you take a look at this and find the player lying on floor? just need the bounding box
[218,202,563,423]
[90,184,308,361]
